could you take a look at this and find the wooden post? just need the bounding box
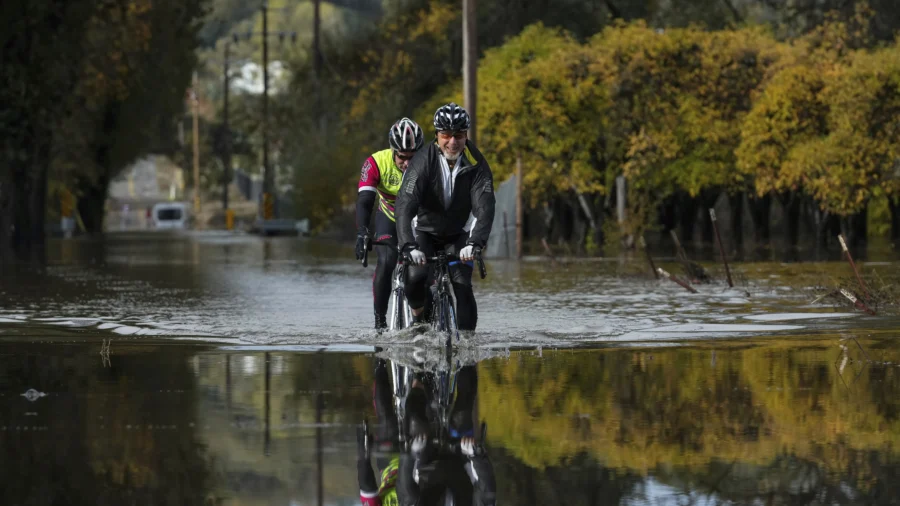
[191,72,201,220]
[657,268,698,293]
[840,288,876,315]
[639,236,659,279]
[839,234,869,301]
[462,0,477,143]
[503,211,510,258]
[223,41,231,212]
[710,209,733,287]
[516,154,523,259]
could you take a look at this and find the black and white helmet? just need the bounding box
[389,117,424,152]
[433,102,471,132]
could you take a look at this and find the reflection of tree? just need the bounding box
[193,352,372,503]
[478,341,900,502]
[491,447,642,505]
[0,344,214,504]
[652,452,900,505]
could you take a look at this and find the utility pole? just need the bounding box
[264,351,271,457]
[261,3,276,220]
[313,0,322,78]
[462,0,477,143]
[315,355,324,506]
[192,71,201,220]
[224,6,294,228]
[312,0,325,133]
[222,41,232,213]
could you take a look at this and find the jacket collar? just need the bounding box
[432,140,481,176]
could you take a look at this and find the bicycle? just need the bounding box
[425,249,487,350]
[360,239,489,456]
[362,238,416,445]
[361,239,487,342]
[362,358,488,459]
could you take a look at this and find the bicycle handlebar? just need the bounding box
[361,239,395,268]
[412,420,489,457]
[419,253,486,280]
[361,239,487,280]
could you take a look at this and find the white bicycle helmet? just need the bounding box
[389,117,424,152]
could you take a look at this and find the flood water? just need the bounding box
[1,232,898,505]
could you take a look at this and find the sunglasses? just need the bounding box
[437,131,467,141]
[394,152,415,161]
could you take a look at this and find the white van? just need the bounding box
[151,202,189,229]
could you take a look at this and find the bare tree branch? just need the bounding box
[721,0,743,23]
[602,0,622,20]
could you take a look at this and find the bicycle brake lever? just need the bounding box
[476,251,486,280]
[362,236,370,267]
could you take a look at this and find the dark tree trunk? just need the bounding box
[0,170,18,262]
[678,193,698,245]
[76,175,110,235]
[658,194,678,233]
[749,193,771,244]
[590,194,605,252]
[25,167,49,264]
[840,203,869,260]
[890,197,900,244]
[779,192,801,262]
[541,201,554,243]
[24,131,51,261]
[11,161,30,258]
[728,192,744,258]
[699,189,719,247]
[813,207,830,259]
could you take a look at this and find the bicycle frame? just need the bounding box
[429,251,461,348]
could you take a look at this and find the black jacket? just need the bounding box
[396,140,495,250]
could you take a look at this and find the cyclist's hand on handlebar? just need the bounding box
[460,436,476,457]
[411,434,428,458]
[403,244,426,265]
[460,244,481,262]
[408,249,426,265]
[355,227,370,261]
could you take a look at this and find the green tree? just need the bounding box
[0,0,98,258]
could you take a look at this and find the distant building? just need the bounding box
[230,61,290,95]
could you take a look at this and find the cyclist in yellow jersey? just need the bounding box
[356,118,425,332]
[358,358,403,506]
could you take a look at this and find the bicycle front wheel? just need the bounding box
[388,287,407,331]
[436,291,459,348]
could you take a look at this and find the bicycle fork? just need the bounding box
[387,264,412,331]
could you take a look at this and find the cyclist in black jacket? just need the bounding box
[394,103,496,330]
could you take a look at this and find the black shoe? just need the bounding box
[375,313,387,333]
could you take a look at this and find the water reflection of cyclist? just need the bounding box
[358,358,402,505]
[357,360,496,506]
[397,364,497,506]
